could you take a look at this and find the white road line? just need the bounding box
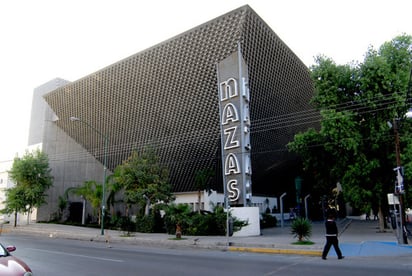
[26,248,124,263]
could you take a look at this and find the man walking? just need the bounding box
[322,211,344,260]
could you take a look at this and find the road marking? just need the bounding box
[26,248,124,263]
[264,262,300,275]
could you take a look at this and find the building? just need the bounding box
[30,5,317,222]
[0,160,14,223]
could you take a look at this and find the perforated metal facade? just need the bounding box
[43,5,317,196]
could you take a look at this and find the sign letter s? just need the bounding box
[227,179,240,202]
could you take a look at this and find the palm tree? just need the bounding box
[194,169,214,213]
[106,175,124,217]
[291,217,312,242]
[73,181,103,225]
[164,203,192,238]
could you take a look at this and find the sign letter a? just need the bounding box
[225,153,240,175]
[222,103,239,125]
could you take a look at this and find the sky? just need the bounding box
[0,0,411,161]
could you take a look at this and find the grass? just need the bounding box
[168,237,187,240]
[292,240,315,245]
[120,232,135,237]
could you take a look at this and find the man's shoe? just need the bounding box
[338,256,345,259]
[322,257,327,260]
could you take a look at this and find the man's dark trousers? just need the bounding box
[322,236,343,258]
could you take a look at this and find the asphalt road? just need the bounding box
[2,233,412,276]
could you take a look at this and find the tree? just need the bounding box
[72,180,103,225]
[163,203,191,238]
[5,149,53,224]
[288,35,412,231]
[194,168,214,213]
[106,175,123,217]
[1,185,26,227]
[111,147,174,217]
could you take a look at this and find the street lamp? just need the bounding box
[70,116,109,235]
[391,118,407,244]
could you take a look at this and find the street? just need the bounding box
[2,233,412,275]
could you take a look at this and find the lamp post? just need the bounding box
[280,192,287,228]
[304,194,310,220]
[392,119,407,244]
[70,116,109,236]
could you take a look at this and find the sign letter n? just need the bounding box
[220,78,238,101]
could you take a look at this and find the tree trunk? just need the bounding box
[176,224,182,239]
[27,209,31,225]
[145,198,150,216]
[14,211,17,227]
[197,190,201,214]
[378,205,385,232]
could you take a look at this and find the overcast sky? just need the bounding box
[1,0,411,161]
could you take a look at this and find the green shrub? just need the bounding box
[120,216,135,233]
[163,204,247,236]
[260,213,277,228]
[163,203,192,235]
[136,214,154,233]
[291,217,312,241]
[135,209,165,233]
[109,215,135,233]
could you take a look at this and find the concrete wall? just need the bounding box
[28,79,109,222]
[173,191,277,214]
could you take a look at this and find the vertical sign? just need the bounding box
[217,47,252,207]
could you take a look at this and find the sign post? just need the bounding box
[217,45,259,237]
[217,45,252,207]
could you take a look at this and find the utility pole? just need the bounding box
[393,119,408,244]
[280,193,287,228]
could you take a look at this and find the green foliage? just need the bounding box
[194,168,214,213]
[194,168,214,191]
[288,35,412,216]
[232,215,249,234]
[110,215,135,234]
[292,240,315,245]
[163,204,247,236]
[291,217,312,241]
[163,203,192,234]
[135,208,164,233]
[73,181,102,210]
[1,185,26,215]
[260,213,277,228]
[4,149,53,216]
[71,180,103,224]
[56,195,68,221]
[401,124,412,208]
[110,147,174,215]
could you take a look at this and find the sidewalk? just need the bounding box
[2,219,412,257]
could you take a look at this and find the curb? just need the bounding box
[228,246,322,256]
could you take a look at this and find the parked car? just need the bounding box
[0,243,32,275]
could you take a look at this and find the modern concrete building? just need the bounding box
[0,160,14,223]
[29,5,317,222]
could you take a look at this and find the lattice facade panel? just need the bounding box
[43,5,318,194]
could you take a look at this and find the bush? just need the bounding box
[135,209,165,233]
[291,217,312,241]
[260,213,277,228]
[163,204,247,236]
[135,214,155,233]
[109,215,136,233]
[163,203,192,235]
